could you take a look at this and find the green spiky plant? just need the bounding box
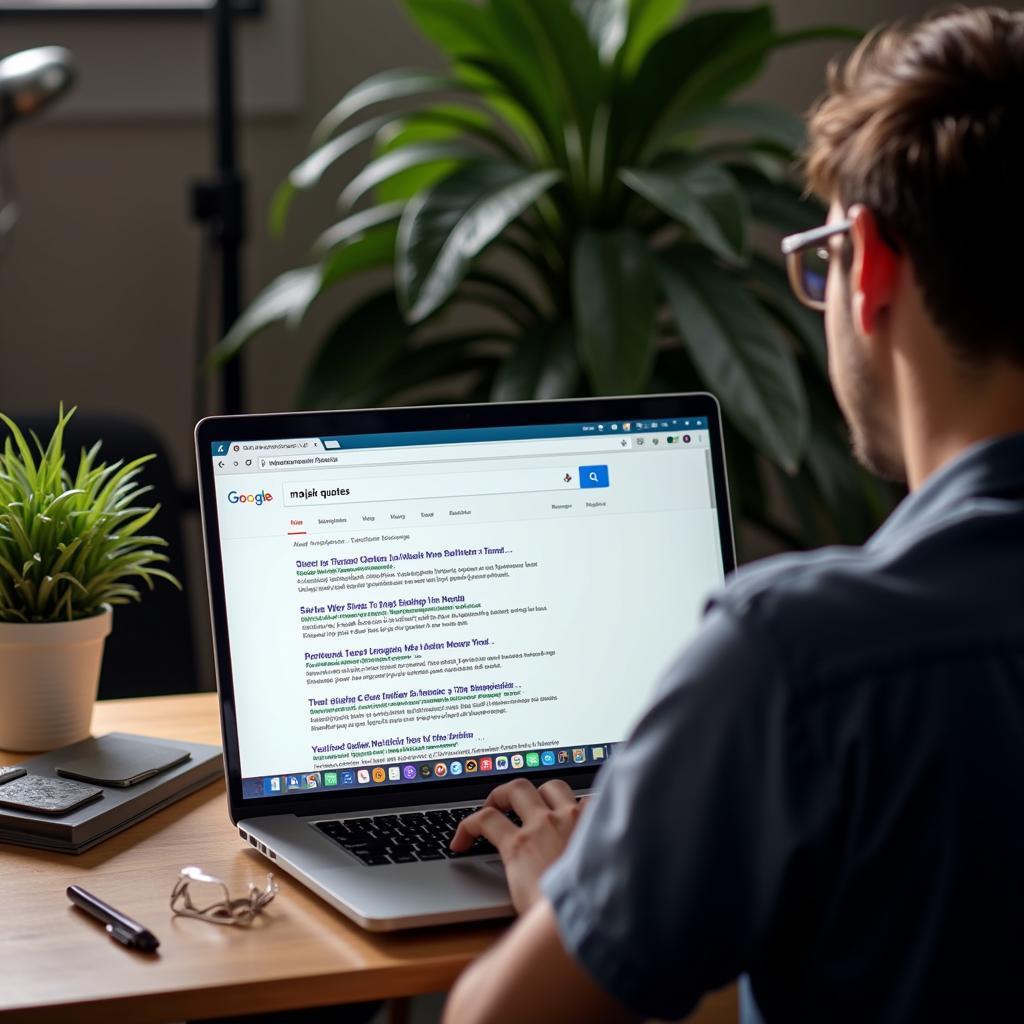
[214,0,894,552]
[0,407,180,623]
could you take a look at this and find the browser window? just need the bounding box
[210,418,725,798]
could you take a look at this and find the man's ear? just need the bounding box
[848,203,900,336]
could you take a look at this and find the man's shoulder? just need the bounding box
[711,507,1024,683]
[711,546,884,676]
[719,541,891,617]
[719,543,871,616]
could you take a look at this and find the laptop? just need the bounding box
[195,394,735,930]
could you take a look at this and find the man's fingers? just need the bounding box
[537,778,577,809]
[450,806,518,852]
[452,780,585,856]
[484,778,547,818]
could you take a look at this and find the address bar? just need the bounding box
[260,435,632,471]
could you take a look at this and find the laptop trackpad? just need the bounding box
[454,855,505,878]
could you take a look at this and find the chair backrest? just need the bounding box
[2,411,198,699]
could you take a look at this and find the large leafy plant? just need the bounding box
[216,0,892,551]
[0,407,180,623]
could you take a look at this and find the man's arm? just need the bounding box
[444,778,635,1024]
[447,602,829,1023]
[443,899,638,1024]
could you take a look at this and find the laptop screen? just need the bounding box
[205,408,729,801]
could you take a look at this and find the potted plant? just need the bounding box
[213,0,893,552]
[0,407,179,751]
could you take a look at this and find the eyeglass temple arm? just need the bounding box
[781,218,853,255]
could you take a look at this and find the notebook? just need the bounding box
[0,732,222,853]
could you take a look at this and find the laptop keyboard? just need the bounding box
[315,805,521,866]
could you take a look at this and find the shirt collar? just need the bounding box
[868,432,1024,549]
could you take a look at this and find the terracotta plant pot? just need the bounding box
[0,607,112,752]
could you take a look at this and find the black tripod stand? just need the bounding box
[191,0,245,417]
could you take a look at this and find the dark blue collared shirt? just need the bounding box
[543,433,1024,1023]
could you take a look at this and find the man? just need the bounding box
[443,8,1024,1023]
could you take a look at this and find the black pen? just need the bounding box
[67,885,160,953]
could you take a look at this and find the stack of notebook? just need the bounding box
[0,732,222,853]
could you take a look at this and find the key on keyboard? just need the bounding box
[315,805,515,866]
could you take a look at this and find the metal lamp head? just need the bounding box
[0,46,76,134]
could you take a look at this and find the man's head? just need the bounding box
[800,7,1024,481]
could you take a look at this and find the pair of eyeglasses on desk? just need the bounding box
[170,865,278,926]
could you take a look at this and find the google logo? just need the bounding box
[228,490,273,506]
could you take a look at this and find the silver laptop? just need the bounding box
[195,395,734,930]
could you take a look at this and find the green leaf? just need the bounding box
[315,202,405,254]
[625,6,775,161]
[731,165,824,234]
[359,334,506,406]
[298,292,416,409]
[401,1,555,158]
[573,228,659,394]
[620,154,747,263]
[747,254,827,374]
[573,0,629,64]
[775,24,863,46]
[319,224,399,291]
[212,223,399,368]
[500,0,603,149]
[311,69,460,147]
[270,116,390,237]
[465,3,583,157]
[663,100,805,154]
[371,108,504,205]
[658,245,807,471]
[0,406,178,621]
[456,57,562,162]
[622,0,688,73]
[209,267,321,366]
[339,141,482,210]
[462,268,547,326]
[402,0,503,61]
[720,421,766,526]
[707,141,791,182]
[380,103,518,163]
[491,322,579,401]
[452,61,551,162]
[396,162,561,323]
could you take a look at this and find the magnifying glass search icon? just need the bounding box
[579,465,609,488]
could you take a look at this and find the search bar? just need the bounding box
[281,465,610,507]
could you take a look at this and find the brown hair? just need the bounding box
[805,7,1024,363]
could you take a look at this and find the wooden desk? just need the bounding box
[0,694,505,1023]
[0,694,737,1024]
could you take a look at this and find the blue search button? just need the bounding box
[579,465,609,488]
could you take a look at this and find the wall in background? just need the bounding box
[0,0,938,689]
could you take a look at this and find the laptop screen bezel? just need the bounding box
[195,393,735,823]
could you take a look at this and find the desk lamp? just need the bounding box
[0,45,76,245]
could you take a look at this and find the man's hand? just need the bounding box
[450,777,586,913]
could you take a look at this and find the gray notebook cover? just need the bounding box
[0,732,222,854]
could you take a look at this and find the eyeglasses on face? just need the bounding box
[780,219,853,311]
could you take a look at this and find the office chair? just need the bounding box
[2,411,198,699]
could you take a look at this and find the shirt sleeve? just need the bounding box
[541,599,831,1021]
